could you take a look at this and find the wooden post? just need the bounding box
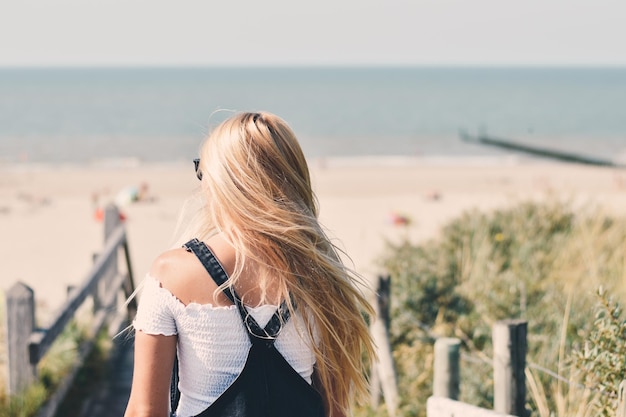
[377,275,391,330]
[5,282,36,395]
[370,275,398,417]
[104,204,121,241]
[103,204,121,283]
[433,337,461,400]
[617,380,626,417]
[370,275,391,408]
[95,204,120,313]
[493,320,527,417]
[122,239,137,319]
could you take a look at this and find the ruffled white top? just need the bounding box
[133,275,317,417]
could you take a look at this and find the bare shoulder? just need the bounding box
[148,247,221,306]
[149,248,197,288]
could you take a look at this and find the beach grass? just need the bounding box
[0,312,113,417]
[368,200,626,417]
[0,320,82,417]
[5,197,626,416]
[4,161,626,416]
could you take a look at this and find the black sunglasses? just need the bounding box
[193,158,202,181]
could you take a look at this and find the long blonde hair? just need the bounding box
[189,111,375,415]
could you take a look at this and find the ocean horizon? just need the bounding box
[1,66,625,165]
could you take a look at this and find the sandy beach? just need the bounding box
[3,157,626,321]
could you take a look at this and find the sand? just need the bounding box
[3,157,626,321]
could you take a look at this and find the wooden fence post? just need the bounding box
[370,275,391,408]
[94,204,121,314]
[104,204,121,241]
[493,319,527,417]
[5,282,36,395]
[370,275,398,417]
[433,337,461,400]
[617,380,626,417]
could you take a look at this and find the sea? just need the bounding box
[1,66,625,166]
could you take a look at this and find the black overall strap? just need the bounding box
[181,239,325,417]
[169,358,180,417]
[170,239,293,415]
[182,238,291,341]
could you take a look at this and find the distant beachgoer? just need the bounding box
[114,182,152,207]
[425,189,442,201]
[389,211,412,226]
[93,206,126,222]
[123,112,375,417]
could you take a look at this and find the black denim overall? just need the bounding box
[170,238,325,417]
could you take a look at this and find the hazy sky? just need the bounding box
[1,0,625,67]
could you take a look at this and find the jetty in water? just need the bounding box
[459,131,626,168]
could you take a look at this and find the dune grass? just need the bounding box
[0,304,115,417]
[359,200,626,417]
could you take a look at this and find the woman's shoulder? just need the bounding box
[149,238,234,307]
[150,247,197,286]
[149,244,215,305]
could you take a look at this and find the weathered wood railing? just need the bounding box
[368,276,526,417]
[430,321,626,416]
[428,320,527,417]
[4,204,137,417]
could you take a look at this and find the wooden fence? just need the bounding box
[370,271,626,417]
[370,274,525,417]
[3,204,137,417]
[429,322,626,417]
[428,320,526,417]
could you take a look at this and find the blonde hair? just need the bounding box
[188,111,375,415]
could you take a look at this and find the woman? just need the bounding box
[124,112,375,417]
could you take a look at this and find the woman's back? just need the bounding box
[153,234,279,308]
[124,112,374,417]
[133,234,317,416]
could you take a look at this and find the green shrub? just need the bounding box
[571,288,626,416]
[0,320,111,417]
[374,201,626,417]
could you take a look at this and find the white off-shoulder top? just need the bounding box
[133,275,317,417]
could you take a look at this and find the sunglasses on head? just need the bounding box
[193,158,202,181]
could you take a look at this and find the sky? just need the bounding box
[0,0,625,67]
